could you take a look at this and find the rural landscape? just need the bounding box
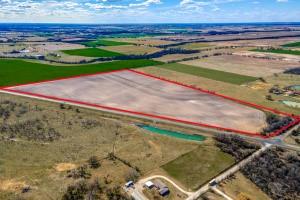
[0,1,300,200]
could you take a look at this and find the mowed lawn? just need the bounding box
[82,39,132,47]
[62,47,124,57]
[252,49,300,56]
[158,63,257,85]
[0,59,162,87]
[282,41,300,48]
[162,143,235,191]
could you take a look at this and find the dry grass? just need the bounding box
[0,92,201,199]
[181,55,299,77]
[219,172,271,200]
[54,163,77,172]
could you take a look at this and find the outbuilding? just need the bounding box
[144,181,154,189]
[159,187,170,196]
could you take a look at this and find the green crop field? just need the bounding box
[82,39,131,47]
[62,48,124,57]
[0,59,162,87]
[162,144,235,191]
[282,41,300,48]
[158,63,257,85]
[252,49,300,56]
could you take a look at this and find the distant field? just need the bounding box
[82,39,131,47]
[162,144,235,191]
[252,49,300,56]
[158,63,258,85]
[101,45,161,55]
[136,67,300,115]
[179,42,212,50]
[62,48,124,57]
[181,55,298,77]
[282,41,300,48]
[0,59,162,87]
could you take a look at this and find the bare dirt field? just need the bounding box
[6,70,266,133]
[181,55,299,77]
[234,51,300,63]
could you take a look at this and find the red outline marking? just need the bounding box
[1,69,299,139]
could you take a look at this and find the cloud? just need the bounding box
[277,0,288,2]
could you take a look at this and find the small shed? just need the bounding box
[144,181,154,189]
[153,179,167,190]
[159,187,170,196]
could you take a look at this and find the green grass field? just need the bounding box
[82,39,131,47]
[282,41,300,48]
[162,144,235,191]
[158,63,257,85]
[252,49,300,56]
[62,48,124,57]
[0,59,162,87]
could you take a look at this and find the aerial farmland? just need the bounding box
[0,23,300,200]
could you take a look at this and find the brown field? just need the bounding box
[136,67,300,115]
[178,42,213,50]
[7,70,267,133]
[181,55,299,77]
[219,172,271,200]
[234,51,300,63]
[101,45,161,55]
[215,37,300,47]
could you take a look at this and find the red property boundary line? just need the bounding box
[1,69,299,139]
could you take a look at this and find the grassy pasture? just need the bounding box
[157,63,257,85]
[282,41,300,48]
[252,49,300,56]
[162,144,235,191]
[62,48,124,57]
[82,39,132,47]
[0,59,162,87]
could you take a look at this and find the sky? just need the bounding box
[0,0,299,23]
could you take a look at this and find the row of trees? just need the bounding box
[263,114,293,134]
[214,134,259,161]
